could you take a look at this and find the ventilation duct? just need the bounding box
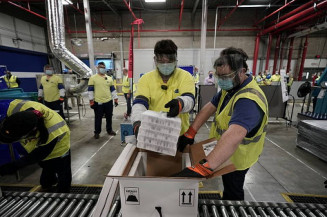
[288,22,327,38]
[46,0,92,94]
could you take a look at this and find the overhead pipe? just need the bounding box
[70,4,106,30]
[286,37,294,74]
[272,9,326,35]
[252,34,261,75]
[260,0,327,36]
[218,0,245,28]
[199,0,208,84]
[298,36,308,81]
[266,0,317,27]
[265,34,272,71]
[46,0,92,94]
[213,7,219,49]
[67,28,259,34]
[178,0,185,30]
[8,1,46,20]
[278,39,285,72]
[123,0,138,20]
[272,35,281,74]
[83,0,95,73]
[253,0,298,27]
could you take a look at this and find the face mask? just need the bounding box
[99,68,106,74]
[217,78,234,90]
[45,70,53,75]
[209,74,213,78]
[157,62,176,76]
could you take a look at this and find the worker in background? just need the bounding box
[3,70,20,88]
[204,71,215,85]
[255,71,264,85]
[286,73,293,93]
[131,39,195,137]
[174,47,268,201]
[263,72,272,85]
[193,67,200,108]
[0,100,71,193]
[88,62,118,139]
[122,68,132,120]
[271,72,281,82]
[38,65,65,119]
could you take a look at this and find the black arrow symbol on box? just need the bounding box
[181,192,186,203]
[188,192,193,203]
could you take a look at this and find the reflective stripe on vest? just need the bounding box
[48,121,66,134]
[12,100,28,114]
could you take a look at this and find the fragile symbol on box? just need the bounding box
[124,187,140,205]
[179,189,195,207]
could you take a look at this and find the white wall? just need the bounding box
[0,12,47,53]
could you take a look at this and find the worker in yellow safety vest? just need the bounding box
[271,72,281,82]
[0,100,71,193]
[3,70,20,88]
[122,68,132,119]
[131,39,195,137]
[174,47,268,201]
[38,65,66,119]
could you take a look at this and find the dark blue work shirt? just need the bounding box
[211,75,264,138]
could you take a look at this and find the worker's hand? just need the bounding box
[172,160,213,178]
[38,97,43,103]
[114,99,119,107]
[0,163,17,176]
[164,99,182,117]
[177,126,197,152]
[133,121,141,138]
[59,97,65,105]
[90,100,95,109]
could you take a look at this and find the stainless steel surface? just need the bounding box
[202,204,210,217]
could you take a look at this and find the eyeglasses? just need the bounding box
[216,71,237,80]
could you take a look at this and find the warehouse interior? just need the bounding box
[0,0,327,216]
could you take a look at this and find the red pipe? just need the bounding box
[67,28,259,34]
[278,39,285,72]
[218,0,245,28]
[272,9,326,35]
[123,0,138,20]
[253,0,298,27]
[265,34,272,71]
[252,34,261,75]
[298,36,308,81]
[260,0,327,36]
[8,1,46,20]
[286,37,294,74]
[272,35,281,75]
[266,0,316,27]
[178,0,185,30]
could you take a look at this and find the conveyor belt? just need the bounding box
[197,199,327,217]
[0,191,98,217]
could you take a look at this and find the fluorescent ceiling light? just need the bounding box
[63,0,73,5]
[145,0,166,2]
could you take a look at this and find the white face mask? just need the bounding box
[99,68,106,74]
[45,70,53,75]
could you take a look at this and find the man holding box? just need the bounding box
[175,47,268,201]
[131,39,195,137]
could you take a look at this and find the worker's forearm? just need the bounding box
[191,102,216,131]
[206,124,247,170]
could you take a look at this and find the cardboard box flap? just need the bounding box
[189,138,236,178]
[107,175,204,182]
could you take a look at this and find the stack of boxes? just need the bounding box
[137,110,181,156]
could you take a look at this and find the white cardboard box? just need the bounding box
[110,150,201,217]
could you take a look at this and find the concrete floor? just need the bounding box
[1,95,327,202]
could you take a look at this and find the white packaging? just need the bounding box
[137,110,181,156]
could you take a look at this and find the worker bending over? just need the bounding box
[0,100,71,193]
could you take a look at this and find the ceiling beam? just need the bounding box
[101,0,119,15]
